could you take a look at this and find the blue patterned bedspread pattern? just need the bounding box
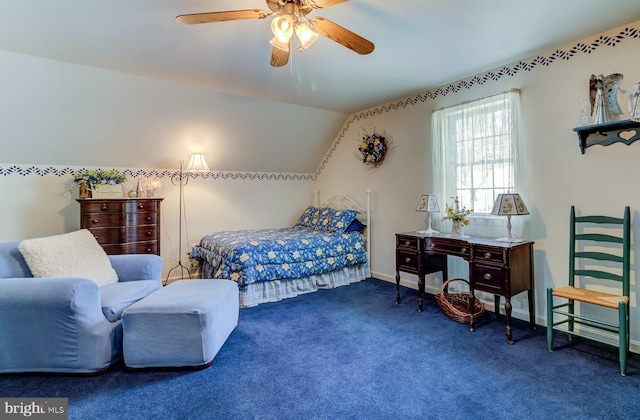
[189,227,367,288]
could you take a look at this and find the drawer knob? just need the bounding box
[484,273,492,280]
[138,203,144,209]
[145,216,152,222]
[405,257,411,263]
[146,231,152,236]
[430,243,436,249]
[101,204,108,211]
[484,252,492,259]
[404,240,411,247]
[92,219,99,224]
[461,247,468,254]
[146,248,152,253]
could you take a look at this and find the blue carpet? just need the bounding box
[2,278,640,419]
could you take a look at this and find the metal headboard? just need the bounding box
[313,190,372,277]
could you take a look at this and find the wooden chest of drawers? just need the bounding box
[77,198,163,255]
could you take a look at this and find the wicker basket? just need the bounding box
[435,278,484,323]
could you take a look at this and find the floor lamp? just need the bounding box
[165,153,209,285]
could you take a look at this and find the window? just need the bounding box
[432,90,526,217]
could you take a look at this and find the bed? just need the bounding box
[189,191,371,308]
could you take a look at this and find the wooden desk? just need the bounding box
[395,232,535,344]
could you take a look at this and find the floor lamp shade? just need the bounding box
[186,153,210,173]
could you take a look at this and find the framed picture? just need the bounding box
[416,195,429,212]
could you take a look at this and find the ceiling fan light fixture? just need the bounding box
[269,36,290,52]
[271,15,294,42]
[295,22,319,51]
[176,1,376,66]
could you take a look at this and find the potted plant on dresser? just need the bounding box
[71,169,127,198]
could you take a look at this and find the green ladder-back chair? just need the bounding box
[547,206,631,375]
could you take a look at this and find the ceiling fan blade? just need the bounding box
[305,0,350,9]
[270,45,290,67]
[176,10,270,25]
[311,17,374,55]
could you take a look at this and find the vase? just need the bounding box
[450,222,464,238]
[78,182,92,199]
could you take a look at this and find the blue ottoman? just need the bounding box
[122,279,239,369]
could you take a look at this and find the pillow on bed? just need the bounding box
[294,206,359,234]
[314,208,359,234]
[294,206,322,228]
[344,218,365,233]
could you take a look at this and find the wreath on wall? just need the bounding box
[357,128,389,168]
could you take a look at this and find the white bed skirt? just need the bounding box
[238,263,368,308]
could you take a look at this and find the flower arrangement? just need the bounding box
[71,169,127,190]
[443,196,472,226]
[358,129,388,168]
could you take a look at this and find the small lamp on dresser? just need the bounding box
[416,194,440,235]
[491,193,529,242]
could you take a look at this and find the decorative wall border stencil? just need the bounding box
[2,26,639,182]
[313,25,640,179]
[0,165,314,182]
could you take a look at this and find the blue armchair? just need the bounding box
[0,239,163,374]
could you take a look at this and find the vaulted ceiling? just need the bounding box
[2,0,640,115]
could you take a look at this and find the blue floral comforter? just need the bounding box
[189,227,367,288]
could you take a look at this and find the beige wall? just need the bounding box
[0,49,323,278]
[0,169,314,274]
[0,50,347,173]
[316,20,640,347]
[1,20,640,348]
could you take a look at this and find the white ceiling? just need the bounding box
[1,0,640,114]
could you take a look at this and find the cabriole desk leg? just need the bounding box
[469,293,476,332]
[395,271,401,304]
[418,274,425,312]
[528,288,536,330]
[505,298,514,345]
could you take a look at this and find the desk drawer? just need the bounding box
[473,245,506,266]
[397,250,420,273]
[425,239,470,259]
[472,265,503,293]
[397,235,420,251]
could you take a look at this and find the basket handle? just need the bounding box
[440,278,471,294]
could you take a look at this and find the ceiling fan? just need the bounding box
[176,0,375,67]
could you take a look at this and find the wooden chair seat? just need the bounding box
[552,286,629,309]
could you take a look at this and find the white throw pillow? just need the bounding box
[18,229,119,287]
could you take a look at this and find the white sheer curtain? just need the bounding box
[432,90,528,279]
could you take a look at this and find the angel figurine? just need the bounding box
[629,81,640,122]
[589,73,624,124]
